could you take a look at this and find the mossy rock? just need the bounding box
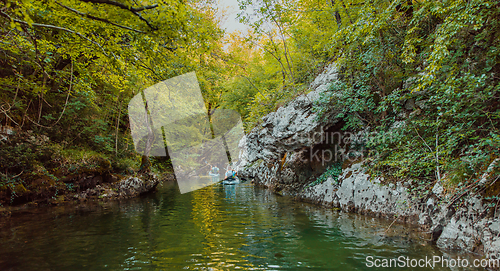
[14,184,27,194]
[28,176,56,190]
[76,157,112,175]
[95,157,112,173]
[50,195,66,204]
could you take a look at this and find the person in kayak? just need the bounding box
[209,164,219,175]
[224,166,237,180]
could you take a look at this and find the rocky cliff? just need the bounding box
[238,63,344,193]
[238,64,500,259]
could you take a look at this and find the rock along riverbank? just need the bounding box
[237,63,500,260]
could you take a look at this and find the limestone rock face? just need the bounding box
[238,63,341,193]
[298,162,418,221]
[436,196,500,258]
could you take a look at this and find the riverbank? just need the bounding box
[0,151,175,217]
[237,63,500,261]
[0,126,176,212]
[0,172,170,217]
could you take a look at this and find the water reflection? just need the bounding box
[224,184,237,199]
[0,182,479,270]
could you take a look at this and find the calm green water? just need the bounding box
[0,181,477,270]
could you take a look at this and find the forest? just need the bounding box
[0,0,499,206]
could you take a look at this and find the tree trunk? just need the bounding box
[139,91,153,173]
[330,0,342,28]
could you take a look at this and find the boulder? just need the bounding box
[74,172,159,200]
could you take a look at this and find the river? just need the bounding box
[0,180,479,270]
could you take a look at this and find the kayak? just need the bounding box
[222,177,239,185]
[208,172,219,177]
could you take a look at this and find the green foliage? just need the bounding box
[310,0,500,187]
[306,162,342,188]
[216,0,335,128]
[0,0,229,205]
[149,156,173,174]
[226,0,499,188]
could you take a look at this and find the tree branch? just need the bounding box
[131,11,157,30]
[78,0,158,30]
[56,2,146,33]
[238,75,270,102]
[78,0,158,12]
[0,10,111,57]
[51,60,74,127]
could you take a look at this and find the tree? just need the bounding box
[0,0,226,201]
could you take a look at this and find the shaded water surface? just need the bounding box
[0,181,476,270]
